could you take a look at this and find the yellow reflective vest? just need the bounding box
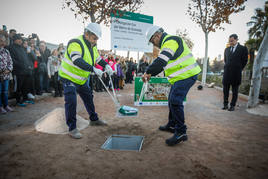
[162,35,201,84]
[59,35,99,85]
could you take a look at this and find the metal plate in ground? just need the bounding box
[101,135,144,151]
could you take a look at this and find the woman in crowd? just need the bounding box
[119,57,127,89]
[105,52,116,91]
[0,33,13,114]
[115,58,124,91]
[47,49,62,97]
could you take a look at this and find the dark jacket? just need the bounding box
[126,61,134,73]
[138,59,149,74]
[222,43,248,85]
[39,48,51,74]
[9,44,33,75]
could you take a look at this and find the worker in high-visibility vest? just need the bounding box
[59,23,113,139]
[142,25,201,146]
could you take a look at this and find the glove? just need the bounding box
[105,65,113,76]
[142,73,151,82]
[93,67,103,77]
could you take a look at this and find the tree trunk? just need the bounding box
[249,48,255,80]
[90,13,96,23]
[247,28,268,108]
[201,31,209,85]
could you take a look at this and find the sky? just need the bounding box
[0,0,266,61]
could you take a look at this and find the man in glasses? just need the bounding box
[59,23,113,139]
[142,25,201,146]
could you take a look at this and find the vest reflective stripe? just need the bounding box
[62,57,83,71]
[71,55,81,61]
[162,48,175,56]
[158,53,170,62]
[59,66,87,81]
[164,53,193,70]
[167,62,199,79]
[70,51,81,57]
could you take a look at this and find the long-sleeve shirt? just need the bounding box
[0,47,13,80]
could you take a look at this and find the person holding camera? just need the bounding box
[9,34,33,107]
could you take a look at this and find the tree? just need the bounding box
[63,0,144,25]
[248,28,268,108]
[245,1,268,80]
[245,39,258,80]
[187,0,247,86]
[247,1,268,47]
[176,28,194,50]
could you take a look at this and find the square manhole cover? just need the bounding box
[101,135,144,151]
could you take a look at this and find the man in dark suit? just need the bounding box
[222,34,248,111]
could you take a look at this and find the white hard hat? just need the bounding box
[145,25,161,43]
[85,23,102,39]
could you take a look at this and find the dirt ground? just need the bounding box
[0,82,268,179]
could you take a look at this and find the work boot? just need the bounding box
[228,106,235,111]
[69,128,82,139]
[165,132,188,146]
[159,124,175,133]
[90,119,107,126]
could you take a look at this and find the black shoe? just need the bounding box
[228,106,235,111]
[222,105,228,110]
[166,132,188,146]
[159,125,175,133]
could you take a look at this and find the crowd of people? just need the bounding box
[0,27,149,114]
[90,52,149,93]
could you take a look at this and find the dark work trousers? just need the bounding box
[62,79,99,131]
[167,75,197,134]
[223,83,239,107]
[52,72,62,96]
[15,75,28,104]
